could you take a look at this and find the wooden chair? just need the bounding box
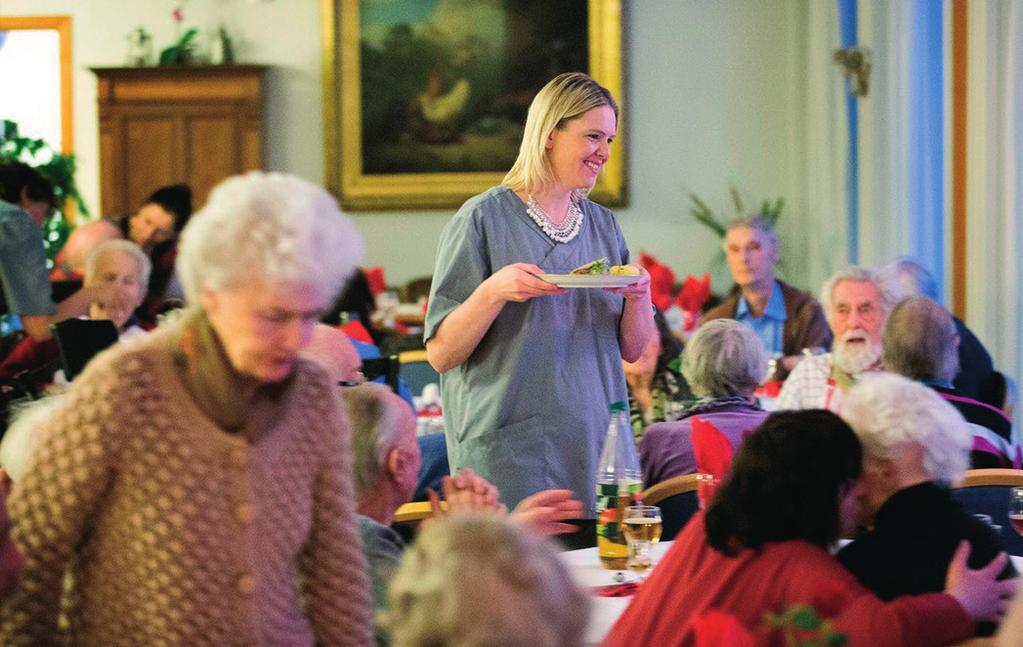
[951,468,1023,555]
[398,349,440,397]
[640,473,702,541]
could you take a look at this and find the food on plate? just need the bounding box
[570,257,640,276]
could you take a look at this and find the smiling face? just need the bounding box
[724,226,778,290]
[128,203,176,252]
[546,104,616,192]
[203,280,328,383]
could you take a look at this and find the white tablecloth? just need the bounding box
[560,542,673,646]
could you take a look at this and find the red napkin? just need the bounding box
[691,416,733,478]
[363,267,386,297]
[593,582,641,597]
[639,252,677,313]
[675,273,712,315]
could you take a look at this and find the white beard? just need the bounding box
[832,331,882,375]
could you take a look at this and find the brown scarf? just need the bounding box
[170,307,293,441]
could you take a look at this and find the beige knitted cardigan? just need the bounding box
[0,327,373,646]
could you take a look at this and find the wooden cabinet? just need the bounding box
[91,65,267,215]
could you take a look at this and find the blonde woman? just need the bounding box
[424,73,654,521]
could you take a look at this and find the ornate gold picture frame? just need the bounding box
[323,0,624,211]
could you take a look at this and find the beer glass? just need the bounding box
[623,505,663,576]
[1009,487,1023,535]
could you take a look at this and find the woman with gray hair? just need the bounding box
[837,372,1016,637]
[0,172,373,646]
[639,319,769,486]
[383,513,589,647]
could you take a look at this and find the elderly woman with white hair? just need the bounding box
[0,172,373,646]
[383,513,590,647]
[837,372,1016,637]
[639,319,769,487]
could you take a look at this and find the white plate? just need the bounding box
[538,274,641,288]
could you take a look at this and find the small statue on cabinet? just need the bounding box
[125,27,153,67]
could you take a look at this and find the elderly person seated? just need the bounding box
[383,514,589,647]
[702,216,831,381]
[0,239,150,385]
[881,258,995,401]
[777,265,896,411]
[639,319,768,487]
[882,296,1016,468]
[0,172,373,645]
[604,410,1016,647]
[623,310,690,442]
[837,372,1017,636]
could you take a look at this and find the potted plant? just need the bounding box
[0,119,89,264]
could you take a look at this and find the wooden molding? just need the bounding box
[951,0,968,319]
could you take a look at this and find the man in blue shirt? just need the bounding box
[703,216,831,381]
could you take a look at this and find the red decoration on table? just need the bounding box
[639,252,677,312]
[675,273,712,331]
[363,266,386,297]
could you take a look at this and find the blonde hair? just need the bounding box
[384,514,589,647]
[503,72,618,196]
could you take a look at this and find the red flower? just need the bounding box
[692,416,734,478]
[692,610,755,647]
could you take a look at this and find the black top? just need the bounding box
[837,481,1015,636]
[952,316,994,402]
[930,384,1014,468]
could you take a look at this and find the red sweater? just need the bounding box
[601,513,972,647]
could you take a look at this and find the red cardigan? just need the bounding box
[601,512,972,647]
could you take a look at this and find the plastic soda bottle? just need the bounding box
[596,401,642,569]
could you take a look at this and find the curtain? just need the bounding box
[964,0,1023,432]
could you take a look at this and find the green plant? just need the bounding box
[159,28,199,65]
[764,604,847,647]
[688,186,784,239]
[0,119,89,263]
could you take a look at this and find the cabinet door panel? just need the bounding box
[185,115,238,207]
[125,116,177,213]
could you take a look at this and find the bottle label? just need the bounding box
[596,480,641,540]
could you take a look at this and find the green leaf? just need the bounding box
[825,631,847,646]
[790,606,822,631]
[730,186,744,214]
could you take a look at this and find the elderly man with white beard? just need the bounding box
[776,266,896,411]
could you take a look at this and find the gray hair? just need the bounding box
[879,257,940,301]
[883,296,959,383]
[841,372,970,485]
[723,215,779,251]
[84,238,152,289]
[176,172,363,305]
[820,265,898,326]
[384,514,590,647]
[341,383,407,498]
[682,319,767,398]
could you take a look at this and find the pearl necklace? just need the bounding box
[525,194,584,243]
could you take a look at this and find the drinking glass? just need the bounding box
[623,505,663,577]
[1009,488,1023,535]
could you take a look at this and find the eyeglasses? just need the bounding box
[337,369,366,388]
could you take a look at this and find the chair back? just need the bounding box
[640,473,701,541]
[52,318,118,381]
[361,354,400,393]
[951,468,1023,555]
[398,349,439,397]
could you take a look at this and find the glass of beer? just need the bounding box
[623,505,663,577]
[1009,488,1023,535]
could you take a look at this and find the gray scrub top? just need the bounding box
[0,199,55,316]
[424,186,630,516]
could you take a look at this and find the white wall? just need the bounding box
[2,0,807,290]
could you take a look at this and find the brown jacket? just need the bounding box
[703,279,832,381]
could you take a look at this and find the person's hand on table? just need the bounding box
[605,265,651,302]
[482,263,566,303]
[510,489,584,536]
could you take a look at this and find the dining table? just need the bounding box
[560,541,1023,646]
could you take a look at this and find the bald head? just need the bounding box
[59,220,123,278]
[882,296,959,383]
[300,324,362,384]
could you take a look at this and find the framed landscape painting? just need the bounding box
[323,0,624,210]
